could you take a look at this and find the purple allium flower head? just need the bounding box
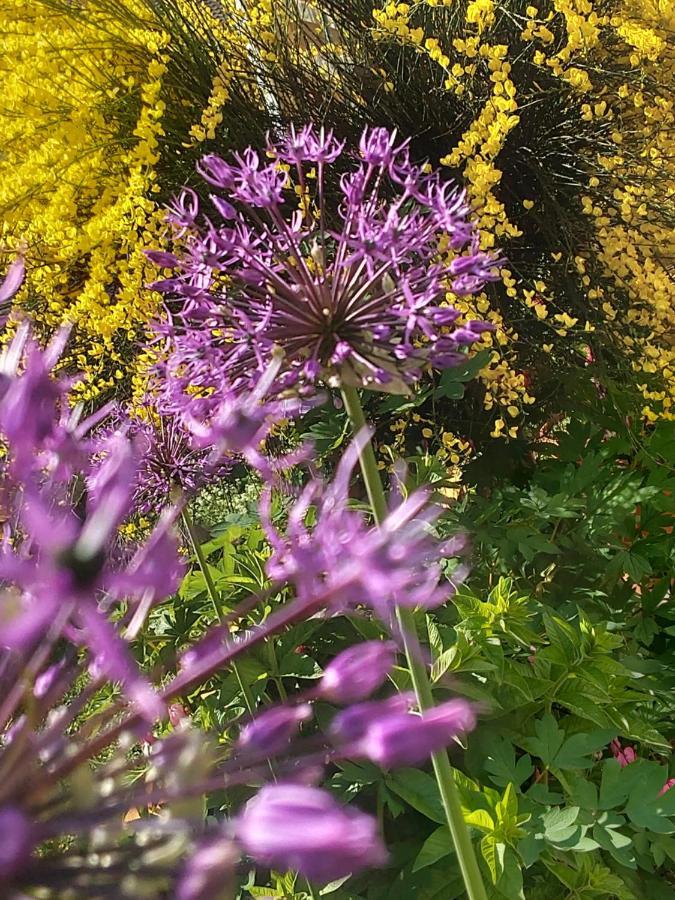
[319,640,396,703]
[149,124,500,413]
[236,783,387,883]
[332,698,475,768]
[123,408,233,514]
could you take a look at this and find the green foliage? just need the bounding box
[130,405,674,898]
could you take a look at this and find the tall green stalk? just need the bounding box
[341,385,488,900]
[181,508,257,716]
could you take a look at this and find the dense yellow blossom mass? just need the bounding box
[1,0,673,443]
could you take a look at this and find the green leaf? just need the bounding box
[565,774,598,810]
[412,826,453,872]
[599,759,638,810]
[553,729,617,770]
[464,808,495,833]
[484,737,534,789]
[592,823,636,869]
[541,610,580,665]
[480,834,504,882]
[541,805,580,839]
[625,765,675,833]
[520,714,565,767]
[385,770,445,824]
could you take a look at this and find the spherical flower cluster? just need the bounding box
[149,124,498,415]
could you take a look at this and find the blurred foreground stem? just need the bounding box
[341,385,487,900]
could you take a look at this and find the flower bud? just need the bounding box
[336,698,475,769]
[236,784,387,883]
[238,704,312,756]
[319,641,396,704]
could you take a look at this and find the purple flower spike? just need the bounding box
[236,784,387,883]
[149,124,501,413]
[319,641,396,704]
[238,704,312,756]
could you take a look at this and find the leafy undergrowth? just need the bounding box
[136,411,674,899]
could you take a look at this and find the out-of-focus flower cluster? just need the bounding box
[0,294,475,895]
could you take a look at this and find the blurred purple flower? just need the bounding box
[332,697,476,768]
[236,783,387,883]
[318,640,396,703]
[237,703,312,756]
[149,124,499,414]
[0,332,186,720]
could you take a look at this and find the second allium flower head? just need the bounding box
[149,124,499,415]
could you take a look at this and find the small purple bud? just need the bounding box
[303,358,321,381]
[330,694,414,744]
[197,154,237,189]
[177,837,237,900]
[145,250,180,268]
[236,783,387,883]
[238,704,312,756]
[429,308,461,326]
[319,641,396,704]
[210,195,237,219]
[331,341,352,365]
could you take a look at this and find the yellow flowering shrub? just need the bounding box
[3,0,672,455]
[0,0,241,403]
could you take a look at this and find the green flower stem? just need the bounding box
[340,385,487,900]
[181,509,257,716]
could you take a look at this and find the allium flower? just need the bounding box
[127,408,233,514]
[262,436,470,627]
[0,321,479,896]
[236,783,388,883]
[149,124,499,413]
